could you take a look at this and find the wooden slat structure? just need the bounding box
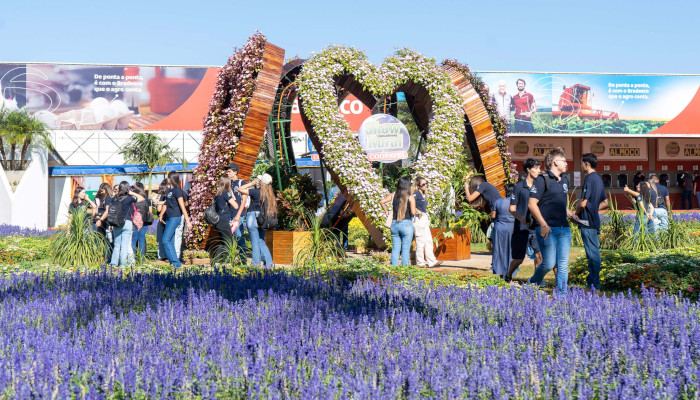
[442,65,507,196]
[233,42,285,180]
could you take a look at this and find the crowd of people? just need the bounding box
[463,147,609,296]
[68,163,278,269]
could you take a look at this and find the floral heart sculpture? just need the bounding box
[296,46,465,237]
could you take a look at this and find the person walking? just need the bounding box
[93,183,114,263]
[159,173,192,269]
[238,174,276,267]
[225,163,249,263]
[213,175,240,263]
[491,184,515,278]
[111,181,145,268]
[380,176,421,266]
[155,179,169,261]
[650,175,670,229]
[411,177,442,268]
[505,158,542,283]
[682,172,694,210]
[130,184,153,256]
[526,147,578,296]
[575,153,608,294]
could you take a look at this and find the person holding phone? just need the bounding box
[159,172,192,269]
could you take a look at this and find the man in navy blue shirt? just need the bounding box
[505,158,542,282]
[575,153,608,294]
[526,147,578,296]
[225,163,248,263]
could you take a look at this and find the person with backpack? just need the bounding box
[238,174,276,267]
[130,184,154,256]
[505,158,542,283]
[526,147,579,296]
[110,181,146,268]
[211,175,240,262]
[159,172,192,269]
[94,183,114,262]
[379,176,422,266]
[154,179,169,261]
[575,153,608,294]
[225,163,248,263]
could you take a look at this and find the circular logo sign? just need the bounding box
[665,141,680,157]
[514,141,529,157]
[590,140,605,156]
[358,114,410,163]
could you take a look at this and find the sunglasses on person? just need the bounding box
[420,183,428,187]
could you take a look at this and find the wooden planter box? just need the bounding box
[185,258,211,265]
[430,228,471,261]
[265,231,311,265]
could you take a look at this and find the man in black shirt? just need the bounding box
[650,174,670,229]
[526,147,578,296]
[505,158,542,282]
[225,163,248,262]
[575,153,608,294]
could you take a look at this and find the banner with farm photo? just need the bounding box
[478,72,700,135]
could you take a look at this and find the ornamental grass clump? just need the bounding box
[0,269,699,398]
[49,208,107,268]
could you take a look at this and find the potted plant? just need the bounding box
[265,174,324,265]
[429,188,486,261]
[183,249,211,265]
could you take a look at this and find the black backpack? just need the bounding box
[204,199,224,226]
[256,199,278,230]
[525,174,550,230]
[106,198,125,228]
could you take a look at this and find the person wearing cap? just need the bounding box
[238,174,277,267]
[225,163,248,263]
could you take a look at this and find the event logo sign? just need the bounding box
[0,64,219,131]
[358,114,410,163]
[478,72,700,135]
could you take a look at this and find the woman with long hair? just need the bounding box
[130,184,153,256]
[111,181,145,268]
[155,179,169,260]
[213,175,240,262]
[624,180,656,235]
[411,177,441,268]
[168,171,188,260]
[68,186,97,229]
[380,176,421,266]
[239,174,276,267]
[464,174,503,239]
[159,172,192,269]
[93,183,114,262]
[491,184,516,278]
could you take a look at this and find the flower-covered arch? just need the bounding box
[187,32,284,249]
[296,46,465,246]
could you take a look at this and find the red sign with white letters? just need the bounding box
[290,94,372,132]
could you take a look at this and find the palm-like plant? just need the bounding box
[50,208,108,268]
[119,132,186,195]
[0,108,52,171]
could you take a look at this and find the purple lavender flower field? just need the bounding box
[1,269,699,399]
[0,224,53,238]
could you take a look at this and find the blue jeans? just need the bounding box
[390,219,414,266]
[156,221,166,259]
[528,226,571,296]
[131,225,148,255]
[174,216,185,258]
[232,217,248,262]
[580,228,601,291]
[632,212,650,235]
[682,191,693,210]
[653,208,668,231]
[162,216,182,268]
[111,220,134,267]
[513,119,534,133]
[247,211,273,266]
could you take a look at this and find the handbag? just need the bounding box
[384,212,393,229]
[204,200,224,226]
[132,203,144,230]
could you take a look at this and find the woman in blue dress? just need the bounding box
[491,184,515,278]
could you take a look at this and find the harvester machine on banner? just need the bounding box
[553,84,619,120]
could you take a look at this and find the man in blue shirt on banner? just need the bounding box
[575,153,608,294]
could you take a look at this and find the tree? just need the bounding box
[0,108,52,171]
[119,132,187,196]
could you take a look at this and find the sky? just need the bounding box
[1,0,699,74]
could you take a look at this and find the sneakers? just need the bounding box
[429,261,443,268]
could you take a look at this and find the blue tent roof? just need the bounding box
[295,157,320,167]
[49,163,197,176]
